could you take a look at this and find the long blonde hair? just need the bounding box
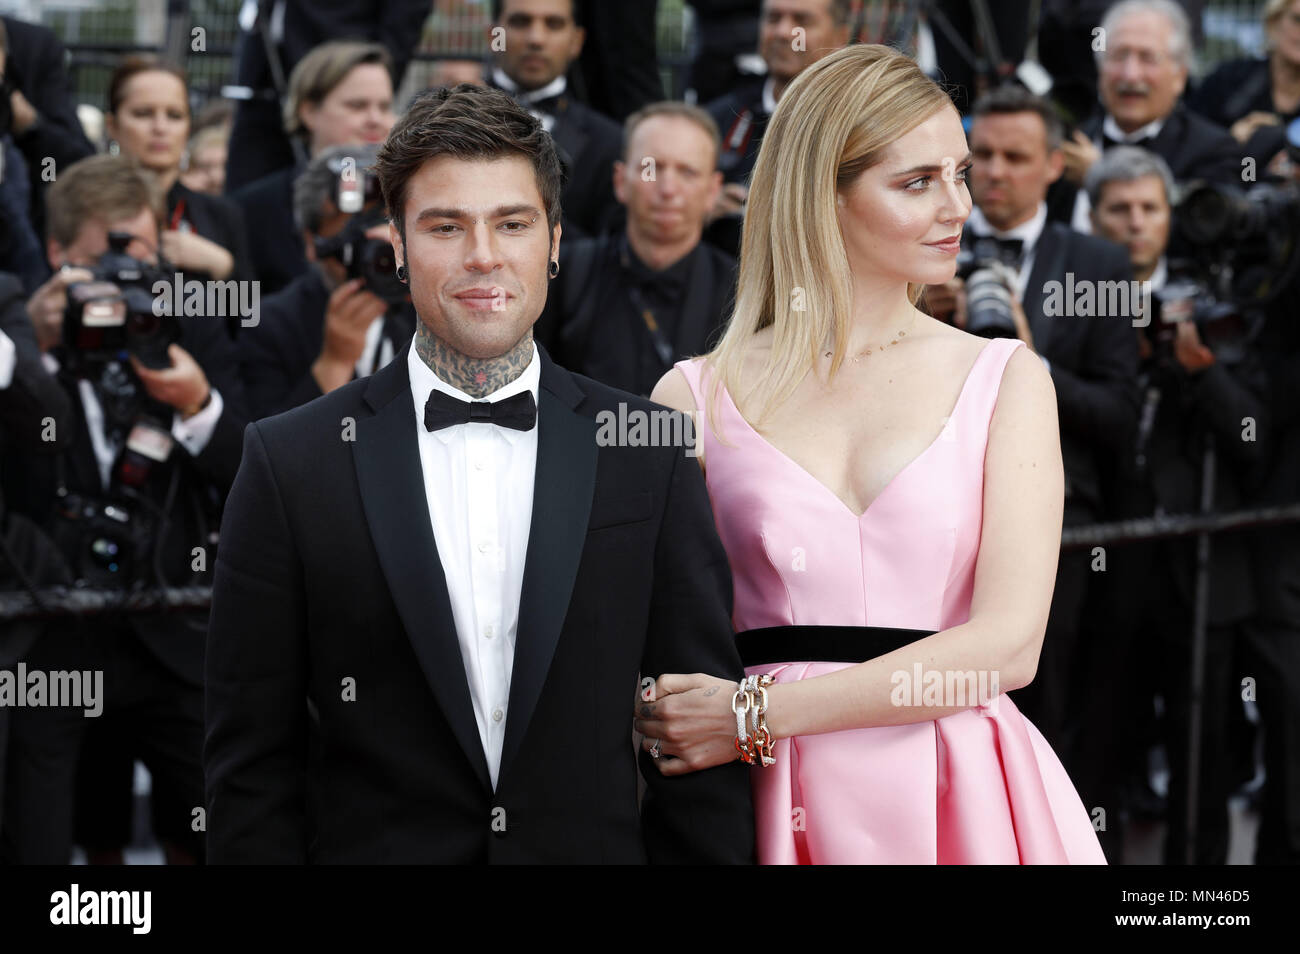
[704,44,955,430]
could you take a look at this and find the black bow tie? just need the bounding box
[423,388,537,433]
[970,234,1025,264]
[1102,132,1155,150]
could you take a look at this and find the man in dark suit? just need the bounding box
[240,144,415,419]
[703,0,851,257]
[0,15,96,242]
[1050,0,1242,230]
[927,86,1139,758]
[0,156,247,863]
[205,83,754,863]
[536,102,736,397]
[487,0,624,241]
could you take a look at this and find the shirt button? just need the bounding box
[477,541,491,554]
[483,624,495,639]
[492,708,504,722]
[474,458,486,471]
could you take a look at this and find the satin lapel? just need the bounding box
[1026,224,1066,354]
[498,355,597,783]
[352,353,492,793]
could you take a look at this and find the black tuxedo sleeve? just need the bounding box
[638,440,755,864]
[1187,354,1270,468]
[0,274,70,450]
[204,422,309,863]
[179,317,248,493]
[1044,248,1141,452]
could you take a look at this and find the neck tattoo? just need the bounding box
[414,324,534,399]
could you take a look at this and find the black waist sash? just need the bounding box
[736,625,937,668]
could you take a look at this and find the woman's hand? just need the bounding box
[634,672,741,776]
[160,229,235,280]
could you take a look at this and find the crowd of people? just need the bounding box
[0,0,1297,865]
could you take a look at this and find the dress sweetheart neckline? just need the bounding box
[715,338,1007,520]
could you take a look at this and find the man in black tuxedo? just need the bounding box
[703,0,851,258]
[204,83,754,864]
[239,144,415,419]
[1050,0,1242,230]
[927,86,1139,757]
[536,102,736,397]
[486,0,623,241]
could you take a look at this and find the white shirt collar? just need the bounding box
[408,338,542,446]
[966,201,1048,252]
[1101,113,1166,144]
[761,76,777,116]
[491,65,567,105]
[1148,256,1168,291]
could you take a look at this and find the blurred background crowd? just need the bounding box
[0,0,1297,866]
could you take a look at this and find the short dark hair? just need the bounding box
[491,0,582,27]
[374,83,563,246]
[970,85,1064,152]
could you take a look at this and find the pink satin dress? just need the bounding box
[676,337,1106,864]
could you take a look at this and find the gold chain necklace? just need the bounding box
[824,310,918,363]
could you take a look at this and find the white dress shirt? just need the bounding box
[1072,114,1169,233]
[491,66,567,134]
[38,352,223,489]
[407,343,541,791]
[0,328,15,390]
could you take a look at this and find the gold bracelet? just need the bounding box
[732,675,777,767]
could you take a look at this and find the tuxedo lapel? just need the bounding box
[1026,223,1068,353]
[352,347,492,792]
[548,98,590,180]
[499,350,597,783]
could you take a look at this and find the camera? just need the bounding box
[62,231,179,370]
[1156,179,1300,364]
[311,157,407,307]
[954,236,1023,338]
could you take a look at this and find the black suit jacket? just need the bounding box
[229,165,307,297]
[204,344,755,863]
[489,78,623,240]
[1046,104,1242,225]
[0,273,70,451]
[968,223,1140,519]
[0,16,96,240]
[239,267,415,419]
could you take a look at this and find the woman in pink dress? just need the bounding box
[635,44,1106,864]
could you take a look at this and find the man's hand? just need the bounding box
[1061,130,1101,186]
[25,267,95,352]
[1173,321,1215,373]
[1229,110,1279,144]
[160,229,236,280]
[9,87,38,136]
[130,343,211,416]
[633,672,741,776]
[312,277,386,394]
[707,182,748,223]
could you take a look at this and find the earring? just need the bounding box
[108,140,120,156]
[396,264,408,283]
[548,260,559,279]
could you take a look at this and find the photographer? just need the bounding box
[239,144,414,420]
[1084,145,1270,865]
[0,154,247,863]
[925,86,1139,754]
